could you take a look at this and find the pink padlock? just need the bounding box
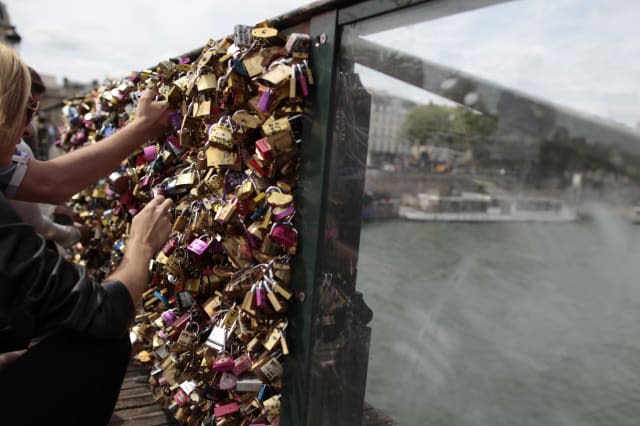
[161,309,177,326]
[212,353,235,372]
[257,88,272,112]
[143,145,158,161]
[187,235,212,256]
[270,223,298,247]
[297,64,309,97]
[232,353,253,376]
[272,205,295,221]
[218,371,237,391]
[173,388,190,407]
[214,402,239,417]
[254,284,267,309]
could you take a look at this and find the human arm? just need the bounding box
[12,90,170,204]
[9,199,81,247]
[107,195,173,306]
[0,194,171,351]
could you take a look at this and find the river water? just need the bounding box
[358,209,640,425]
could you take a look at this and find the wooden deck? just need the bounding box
[109,363,398,426]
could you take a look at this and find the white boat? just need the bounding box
[632,206,640,224]
[399,194,577,223]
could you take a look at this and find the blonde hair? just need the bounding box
[0,44,31,148]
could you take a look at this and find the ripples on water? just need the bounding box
[358,214,640,425]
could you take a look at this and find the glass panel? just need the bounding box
[329,1,640,425]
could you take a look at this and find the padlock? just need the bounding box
[214,198,237,225]
[265,284,283,313]
[251,26,278,39]
[232,353,253,376]
[262,395,281,417]
[212,353,235,372]
[263,327,281,351]
[176,291,196,310]
[232,110,263,129]
[242,53,264,78]
[261,117,291,136]
[255,137,273,162]
[187,235,213,256]
[218,371,237,391]
[175,166,198,188]
[284,33,311,58]
[208,120,235,150]
[237,179,255,201]
[143,145,158,161]
[176,322,200,349]
[206,146,239,169]
[205,326,228,351]
[296,64,309,97]
[172,208,191,232]
[272,281,292,300]
[234,24,254,47]
[173,388,190,407]
[161,309,177,327]
[197,74,218,92]
[214,402,239,418]
[162,235,180,256]
[195,150,208,171]
[202,294,223,318]
[253,282,268,310]
[270,223,297,248]
[272,205,295,221]
[266,187,293,207]
[257,88,272,113]
[241,285,256,315]
[256,64,291,87]
[236,376,263,392]
[259,356,283,383]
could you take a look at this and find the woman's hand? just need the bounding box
[127,195,173,256]
[132,90,171,139]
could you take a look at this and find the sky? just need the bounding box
[5,0,310,83]
[5,0,640,129]
[355,0,640,129]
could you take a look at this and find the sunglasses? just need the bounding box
[25,98,40,125]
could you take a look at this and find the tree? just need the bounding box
[401,103,497,151]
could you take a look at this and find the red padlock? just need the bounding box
[255,137,273,162]
[162,236,179,256]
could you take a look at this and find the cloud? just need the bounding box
[361,0,640,127]
[6,0,310,82]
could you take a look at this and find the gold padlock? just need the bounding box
[237,179,254,200]
[242,53,264,78]
[266,190,293,207]
[196,73,217,92]
[206,146,239,169]
[208,122,235,150]
[257,64,291,87]
[261,116,291,136]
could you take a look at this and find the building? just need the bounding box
[367,90,416,167]
[0,2,93,158]
[0,2,21,47]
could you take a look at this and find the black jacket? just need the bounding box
[0,194,134,352]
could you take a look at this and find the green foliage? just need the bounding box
[401,103,497,151]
